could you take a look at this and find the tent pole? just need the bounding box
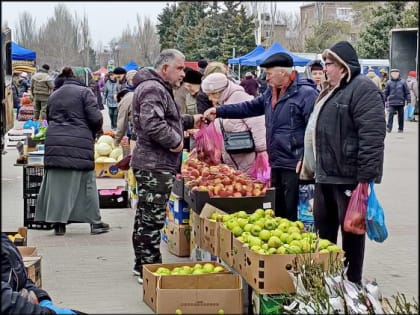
[239,64,241,79]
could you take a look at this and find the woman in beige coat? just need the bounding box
[201,73,267,173]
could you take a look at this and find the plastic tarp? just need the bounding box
[123,61,139,71]
[11,42,36,61]
[228,45,266,65]
[241,42,311,67]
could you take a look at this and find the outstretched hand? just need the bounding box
[203,107,217,122]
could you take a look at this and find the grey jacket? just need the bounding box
[30,70,53,100]
[130,68,194,173]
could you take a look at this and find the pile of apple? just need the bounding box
[178,157,267,197]
[210,208,341,255]
[153,263,225,276]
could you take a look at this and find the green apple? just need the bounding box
[251,245,261,252]
[318,239,331,250]
[300,239,311,253]
[173,267,183,272]
[222,214,232,223]
[175,309,183,314]
[202,263,215,273]
[192,268,205,275]
[257,248,268,255]
[255,218,266,228]
[237,218,249,228]
[327,244,341,253]
[267,236,281,248]
[262,243,269,250]
[287,245,302,254]
[268,247,277,255]
[232,226,243,237]
[264,209,275,217]
[248,213,260,223]
[249,236,262,247]
[156,267,171,275]
[288,226,301,235]
[290,240,302,248]
[213,266,225,273]
[250,225,262,237]
[259,229,272,242]
[291,232,302,241]
[236,210,249,219]
[280,232,290,244]
[243,223,253,233]
[217,309,225,315]
[254,208,265,218]
[182,266,193,274]
[193,264,202,270]
[296,220,305,230]
[226,219,239,231]
[277,246,287,254]
[319,249,329,254]
[271,229,283,239]
[278,222,290,233]
[264,218,278,230]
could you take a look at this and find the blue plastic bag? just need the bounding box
[366,182,388,242]
[298,184,315,223]
[404,104,415,121]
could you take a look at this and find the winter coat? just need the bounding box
[115,91,134,145]
[30,70,53,101]
[89,79,104,110]
[103,79,118,108]
[240,76,259,97]
[173,83,188,112]
[130,68,194,174]
[1,233,55,315]
[18,78,29,96]
[196,89,213,114]
[216,73,318,170]
[384,77,411,106]
[44,78,103,171]
[314,44,386,185]
[184,92,198,115]
[214,81,266,173]
[406,76,418,105]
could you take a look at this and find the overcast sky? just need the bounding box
[2,1,308,47]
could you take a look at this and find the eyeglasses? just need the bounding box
[324,62,335,67]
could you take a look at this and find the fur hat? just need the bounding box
[183,67,203,85]
[201,73,228,94]
[113,67,127,75]
[260,52,293,68]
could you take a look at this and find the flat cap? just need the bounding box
[260,52,293,68]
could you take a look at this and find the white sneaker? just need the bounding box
[132,269,140,276]
[137,277,143,285]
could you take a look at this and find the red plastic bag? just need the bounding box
[249,151,271,187]
[343,182,369,235]
[193,121,223,165]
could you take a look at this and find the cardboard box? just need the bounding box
[190,210,201,251]
[218,224,234,266]
[5,227,28,246]
[143,262,242,314]
[168,195,190,225]
[244,248,344,294]
[17,246,42,288]
[166,221,191,257]
[199,204,228,257]
[95,162,125,178]
[184,187,276,214]
[232,237,247,275]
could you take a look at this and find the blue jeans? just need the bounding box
[108,107,118,129]
[387,105,404,131]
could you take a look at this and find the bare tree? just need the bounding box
[15,11,38,48]
[134,15,161,66]
[78,13,91,67]
[274,11,303,52]
[244,1,268,45]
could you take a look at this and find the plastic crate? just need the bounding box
[23,166,44,196]
[23,196,54,230]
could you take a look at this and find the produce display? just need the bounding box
[7,233,24,243]
[179,157,267,197]
[31,126,47,140]
[153,263,226,276]
[94,134,123,163]
[210,208,341,255]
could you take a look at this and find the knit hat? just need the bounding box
[42,64,50,71]
[198,59,208,69]
[308,60,323,71]
[408,71,417,77]
[201,73,228,94]
[260,52,293,68]
[125,70,137,83]
[183,67,203,85]
[322,41,360,82]
[113,67,127,75]
[390,69,400,73]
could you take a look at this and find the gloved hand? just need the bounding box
[39,300,76,314]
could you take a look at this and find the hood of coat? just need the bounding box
[219,80,248,104]
[132,68,172,95]
[322,41,361,83]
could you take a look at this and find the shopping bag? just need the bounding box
[343,182,368,235]
[248,151,271,186]
[366,182,388,242]
[404,104,415,121]
[297,184,315,223]
[194,121,223,165]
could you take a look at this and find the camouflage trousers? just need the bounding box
[132,169,174,274]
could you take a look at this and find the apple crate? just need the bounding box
[95,162,125,178]
[184,187,276,215]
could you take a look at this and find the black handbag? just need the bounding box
[219,119,255,154]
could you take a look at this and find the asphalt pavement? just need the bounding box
[1,111,418,313]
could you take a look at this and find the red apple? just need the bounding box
[233,192,242,197]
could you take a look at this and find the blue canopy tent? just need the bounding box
[12,42,36,60]
[228,45,265,65]
[228,45,266,78]
[123,61,139,71]
[241,42,310,67]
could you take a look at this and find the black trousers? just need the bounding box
[313,183,365,283]
[387,105,404,131]
[270,168,299,221]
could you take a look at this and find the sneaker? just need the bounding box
[132,268,141,276]
[137,277,143,285]
[90,222,110,234]
[386,128,391,133]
